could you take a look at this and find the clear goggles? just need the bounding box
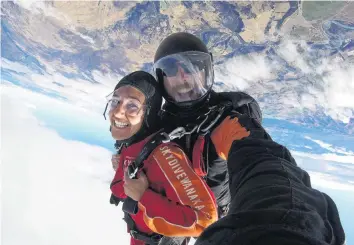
[103,89,145,120]
[153,51,213,103]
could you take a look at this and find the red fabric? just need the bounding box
[110,135,218,245]
[192,135,207,177]
[130,237,145,245]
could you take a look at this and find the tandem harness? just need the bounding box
[114,101,231,243]
[127,101,231,181]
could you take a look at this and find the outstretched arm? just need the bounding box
[196,114,345,245]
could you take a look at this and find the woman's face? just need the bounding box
[109,86,146,141]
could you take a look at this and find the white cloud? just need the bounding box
[322,63,354,123]
[91,70,123,89]
[215,38,354,124]
[308,172,354,192]
[12,0,46,14]
[277,39,311,74]
[214,53,275,92]
[291,150,354,192]
[12,0,70,25]
[293,150,354,165]
[324,63,354,108]
[300,93,317,111]
[304,136,354,156]
[1,88,130,245]
[1,60,121,114]
[30,69,120,112]
[77,32,96,45]
[1,58,36,74]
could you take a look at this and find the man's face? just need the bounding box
[163,64,206,102]
[154,51,213,103]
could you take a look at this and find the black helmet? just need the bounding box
[154,32,209,62]
[153,32,214,109]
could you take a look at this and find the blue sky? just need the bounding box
[264,118,354,155]
[32,104,115,151]
[319,187,354,244]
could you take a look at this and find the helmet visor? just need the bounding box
[153,51,213,103]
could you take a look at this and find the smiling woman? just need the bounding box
[108,86,146,141]
[107,71,219,245]
[104,71,162,145]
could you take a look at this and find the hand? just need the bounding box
[123,171,149,201]
[211,115,250,160]
[111,154,120,171]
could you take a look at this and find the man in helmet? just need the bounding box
[153,32,262,216]
[153,33,345,245]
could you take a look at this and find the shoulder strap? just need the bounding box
[127,132,167,179]
[218,91,262,124]
[127,127,196,179]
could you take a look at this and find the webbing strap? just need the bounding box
[128,132,166,179]
[124,212,163,244]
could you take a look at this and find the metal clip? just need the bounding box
[127,164,138,179]
[197,115,209,133]
[162,127,186,143]
[162,125,198,143]
[185,124,198,135]
[130,230,138,239]
[201,106,226,133]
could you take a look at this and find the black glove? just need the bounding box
[109,194,123,206]
[122,197,138,215]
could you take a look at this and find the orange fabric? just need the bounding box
[138,144,218,237]
[211,116,250,160]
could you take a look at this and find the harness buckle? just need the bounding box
[127,164,138,179]
[162,125,198,143]
[161,127,185,143]
[130,230,138,239]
